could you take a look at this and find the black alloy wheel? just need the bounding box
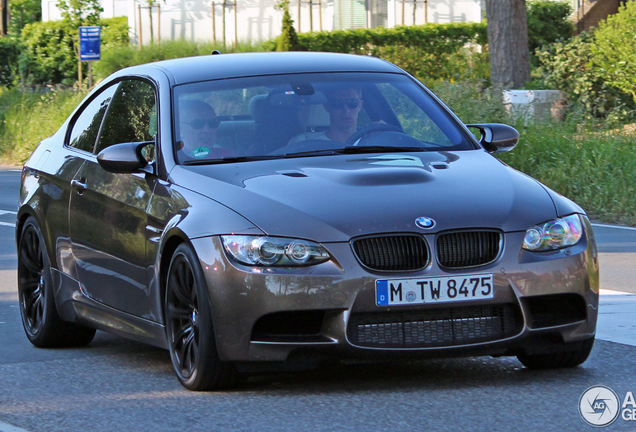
[165,243,239,391]
[18,216,96,347]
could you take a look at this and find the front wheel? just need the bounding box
[165,243,239,391]
[17,216,96,347]
[516,337,594,369]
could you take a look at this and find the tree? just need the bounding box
[590,0,636,103]
[56,0,102,28]
[8,0,42,35]
[275,0,299,51]
[55,0,102,83]
[485,0,531,88]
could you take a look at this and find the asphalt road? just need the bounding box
[1,167,635,432]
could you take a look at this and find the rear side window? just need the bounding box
[95,80,157,154]
[68,84,118,153]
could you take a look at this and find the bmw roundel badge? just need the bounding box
[415,217,436,229]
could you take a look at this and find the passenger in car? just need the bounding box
[288,86,364,145]
[177,100,235,159]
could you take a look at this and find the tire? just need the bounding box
[17,216,96,348]
[165,243,239,391]
[517,337,595,369]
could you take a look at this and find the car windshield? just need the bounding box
[173,72,475,164]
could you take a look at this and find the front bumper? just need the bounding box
[192,222,599,363]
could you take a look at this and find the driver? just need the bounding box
[288,86,364,145]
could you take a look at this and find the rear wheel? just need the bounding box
[165,243,239,391]
[517,337,594,369]
[18,216,96,347]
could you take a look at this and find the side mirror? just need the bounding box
[466,123,519,154]
[97,141,154,174]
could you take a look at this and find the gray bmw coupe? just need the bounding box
[17,52,599,390]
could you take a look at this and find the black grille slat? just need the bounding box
[348,305,521,348]
[437,231,501,268]
[353,235,429,271]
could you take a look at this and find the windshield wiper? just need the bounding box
[184,146,429,165]
[183,155,282,165]
[337,145,426,154]
[282,146,426,158]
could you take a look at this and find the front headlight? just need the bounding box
[522,214,583,252]
[221,235,331,267]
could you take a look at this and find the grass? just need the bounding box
[0,86,86,165]
[499,124,636,225]
[1,78,635,225]
[432,80,636,225]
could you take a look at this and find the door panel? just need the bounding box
[69,162,154,317]
[69,79,158,319]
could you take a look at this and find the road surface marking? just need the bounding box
[592,222,636,231]
[598,289,636,347]
[0,420,31,432]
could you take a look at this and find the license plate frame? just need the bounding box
[376,274,494,306]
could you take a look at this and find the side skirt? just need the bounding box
[52,268,168,349]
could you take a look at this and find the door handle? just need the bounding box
[71,179,87,194]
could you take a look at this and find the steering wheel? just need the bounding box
[344,123,405,147]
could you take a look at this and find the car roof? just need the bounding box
[121,52,405,85]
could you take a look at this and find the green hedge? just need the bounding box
[18,16,129,85]
[295,22,487,55]
[265,22,489,84]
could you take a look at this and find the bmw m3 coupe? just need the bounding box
[17,52,599,390]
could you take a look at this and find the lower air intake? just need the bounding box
[348,304,521,348]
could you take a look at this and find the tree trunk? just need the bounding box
[485,0,531,89]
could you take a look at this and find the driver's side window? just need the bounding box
[95,79,157,157]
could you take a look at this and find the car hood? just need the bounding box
[173,150,564,242]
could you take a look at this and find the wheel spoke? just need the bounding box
[173,323,193,343]
[182,331,196,373]
[167,303,192,321]
[185,270,196,304]
[26,292,43,329]
[20,245,40,274]
[26,286,42,308]
[171,262,193,307]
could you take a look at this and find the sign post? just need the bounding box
[79,26,101,88]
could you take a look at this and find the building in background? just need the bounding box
[40,0,484,46]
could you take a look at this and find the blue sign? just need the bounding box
[79,26,101,61]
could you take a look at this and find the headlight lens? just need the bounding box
[221,235,331,266]
[522,214,583,252]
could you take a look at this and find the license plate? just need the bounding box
[376,274,494,306]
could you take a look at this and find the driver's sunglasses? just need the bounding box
[327,98,361,110]
[183,118,221,129]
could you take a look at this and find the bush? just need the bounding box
[429,80,511,125]
[0,37,21,87]
[526,0,574,59]
[536,31,636,122]
[18,16,129,85]
[93,39,266,81]
[590,0,636,104]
